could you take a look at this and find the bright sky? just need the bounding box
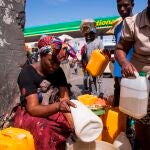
[25,0,148,27]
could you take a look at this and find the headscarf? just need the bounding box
[56,42,77,62]
[80,19,97,35]
[62,42,76,58]
[37,35,62,58]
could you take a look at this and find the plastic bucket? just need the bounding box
[66,140,119,150]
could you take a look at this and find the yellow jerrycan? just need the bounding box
[0,127,35,150]
[86,49,109,77]
[77,94,98,106]
[100,108,127,143]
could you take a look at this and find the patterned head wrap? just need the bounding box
[80,19,96,35]
[38,35,62,57]
[57,42,76,61]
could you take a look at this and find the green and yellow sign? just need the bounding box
[24,16,119,37]
[96,16,118,28]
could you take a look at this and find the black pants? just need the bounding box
[135,122,150,150]
[113,77,121,107]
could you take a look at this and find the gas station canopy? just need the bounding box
[24,16,119,42]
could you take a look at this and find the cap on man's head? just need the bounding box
[80,18,97,35]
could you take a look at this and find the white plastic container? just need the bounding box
[119,74,149,119]
[70,100,103,142]
[113,132,132,150]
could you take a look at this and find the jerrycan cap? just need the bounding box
[139,72,147,77]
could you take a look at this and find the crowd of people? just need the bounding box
[0,0,150,150]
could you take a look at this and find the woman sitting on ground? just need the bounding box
[13,35,76,150]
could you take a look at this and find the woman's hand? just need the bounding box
[121,61,137,78]
[58,100,76,113]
